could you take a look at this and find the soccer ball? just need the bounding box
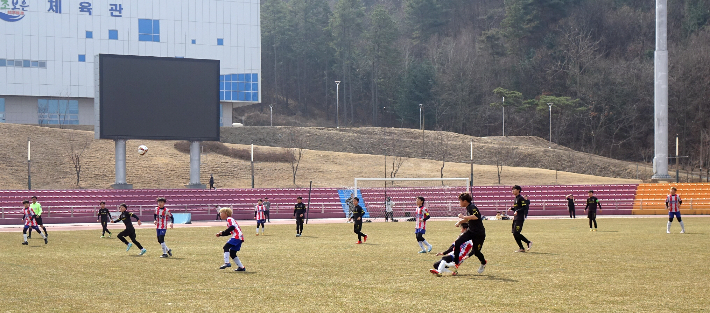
[138,145,148,155]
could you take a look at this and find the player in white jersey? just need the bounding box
[430,223,473,276]
[414,197,432,253]
[666,187,685,233]
[21,200,47,245]
[154,197,174,258]
[254,199,266,235]
[215,207,246,271]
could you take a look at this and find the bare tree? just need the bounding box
[67,132,91,187]
[287,129,305,186]
[436,132,449,185]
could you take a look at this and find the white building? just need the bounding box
[0,0,260,126]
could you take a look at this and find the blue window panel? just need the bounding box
[78,55,86,62]
[58,100,68,113]
[252,83,258,92]
[69,101,79,114]
[153,20,160,34]
[23,60,30,67]
[47,100,58,113]
[224,82,231,91]
[220,82,225,90]
[244,74,251,82]
[244,83,251,91]
[0,59,4,66]
[237,92,246,101]
[224,91,232,101]
[244,92,252,101]
[252,73,258,81]
[191,39,196,44]
[109,30,118,40]
[31,61,39,67]
[38,99,47,107]
[232,91,239,100]
[237,74,245,81]
[217,38,224,45]
[236,82,244,91]
[220,75,225,82]
[220,91,225,101]
[153,35,160,42]
[138,34,152,42]
[139,19,152,34]
[86,31,93,39]
[0,99,5,112]
[220,104,223,127]
[252,92,258,102]
[230,74,238,81]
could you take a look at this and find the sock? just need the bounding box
[256,227,259,234]
[441,261,455,273]
[418,241,425,250]
[667,221,671,232]
[680,221,685,231]
[41,233,46,239]
[23,234,27,242]
[423,240,432,249]
[223,252,230,264]
[161,242,168,254]
[233,256,244,268]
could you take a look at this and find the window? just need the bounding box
[220,74,259,102]
[191,39,196,44]
[86,31,93,39]
[138,19,160,42]
[0,59,5,66]
[78,55,86,62]
[108,30,118,40]
[217,38,224,46]
[38,99,79,125]
[31,61,38,67]
[39,61,46,68]
[23,60,30,67]
[219,104,223,127]
[0,98,5,123]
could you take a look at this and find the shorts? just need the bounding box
[512,220,524,234]
[415,229,426,235]
[257,219,266,224]
[156,229,167,236]
[34,216,44,225]
[23,225,39,230]
[668,212,681,219]
[227,238,243,251]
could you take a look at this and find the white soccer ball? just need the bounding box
[138,145,148,155]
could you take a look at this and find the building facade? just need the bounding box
[0,0,260,126]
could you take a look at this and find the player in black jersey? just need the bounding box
[293,197,307,237]
[97,201,113,238]
[112,203,147,255]
[349,198,368,244]
[566,194,576,218]
[584,190,602,231]
[509,185,532,252]
[453,193,487,274]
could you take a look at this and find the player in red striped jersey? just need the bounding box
[21,200,47,245]
[215,207,246,271]
[254,199,266,235]
[414,197,432,253]
[666,187,685,234]
[430,223,473,276]
[153,197,174,258]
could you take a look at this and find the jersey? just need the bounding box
[465,203,485,236]
[30,202,42,216]
[23,207,37,227]
[115,211,139,229]
[567,197,575,208]
[154,206,172,229]
[97,208,112,221]
[449,240,473,263]
[294,203,307,218]
[226,217,244,241]
[255,204,266,220]
[415,206,429,230]
[585,196,601,212]
[666,194,682,213]
[511,195,527,221]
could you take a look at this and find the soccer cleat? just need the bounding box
[167,249,173,257]
[454,263,460,269]
[593,229,597,232]
[160,254,169,258]
[44,238,48,244]
[429,269,441,277]
[590,229,593,231]
[100,235,105,238]
[356,241,362,244]
[363,235,368,243]
[667,230,671,234]
[296,234,301,237]
[255,233,259,236]
[140,249,147,256]
[427,246,433,253]
[108,233,111,237]
[22,242,28,245]
[451,271,459,276]
[418,250,427,253]
[527,242,533,251]
[478,260,487,274]
[219,263,232,269]
[126,243,133,251]
[680,230,685,234]
[235,267,246,272]
[515,249,526,253]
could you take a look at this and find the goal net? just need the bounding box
[352,178,470,221]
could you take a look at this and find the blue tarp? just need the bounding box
[337,189,369,218]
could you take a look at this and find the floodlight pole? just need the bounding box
[112,139,133,189]
[27,137,31,190]
[251,141,255,188]
[269,104,273,127]
[652,0,671,179]
[470,140,474,194]
[676,134,679,183]
[548,103,553,148]
[335,81,341,128]
[502,97,505,137]
[419,103,423,130]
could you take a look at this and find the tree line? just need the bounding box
[259,0,710,168]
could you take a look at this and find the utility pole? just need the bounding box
[27,137,31,190]
[335,81,341,128]
[251,141,255,188]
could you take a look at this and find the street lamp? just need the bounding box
[502,96,505,136]
[419,103,423,130]
[547,102,552,149]
[269,104,273,127]
[335,81,341,128]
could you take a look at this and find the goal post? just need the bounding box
[352,177,471,221]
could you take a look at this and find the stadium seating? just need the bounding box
[632,183,710,214]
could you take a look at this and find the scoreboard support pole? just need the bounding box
[185,141,206,189]
[111,139,133,189]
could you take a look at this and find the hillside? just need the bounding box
[0,124,641,190]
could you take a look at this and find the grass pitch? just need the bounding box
[1,217,709,312]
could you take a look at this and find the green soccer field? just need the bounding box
[1,217,708,312]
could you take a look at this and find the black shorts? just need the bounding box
[34,216,44,225]
[587,211,597,219]
[512,220,524,233]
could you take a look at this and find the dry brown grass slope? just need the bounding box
[0,124,640,189]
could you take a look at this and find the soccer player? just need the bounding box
[453,193,487,274]
[385,197,394,222]
[584,190,602,231]
[29,196,48,238]
[566,194,576,218]
[263,197,271,223]
[154,197,174,258]
[414,196,432,253]
[215,207,246,272]
[508,185,532,252]
[254,199,266,235]
[97,201,113,238]
[430,223,473,276]
[112,203,147,255]
[349,197,368,244]
[294,196,306,237]
[21,200,47,245]
[666,187,685,233]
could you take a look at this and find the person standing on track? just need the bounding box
[566,194,576,218]
[385,197,394,222]
[97,201,113,238]
[666,187,685,234]
[154,197,174,258]
[294,197,306,237]
[584,190,602,231]
[113,203,146,255]
[263,197,271,223]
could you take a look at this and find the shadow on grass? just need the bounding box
[527,252,556,255]
[454,274,518,283]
